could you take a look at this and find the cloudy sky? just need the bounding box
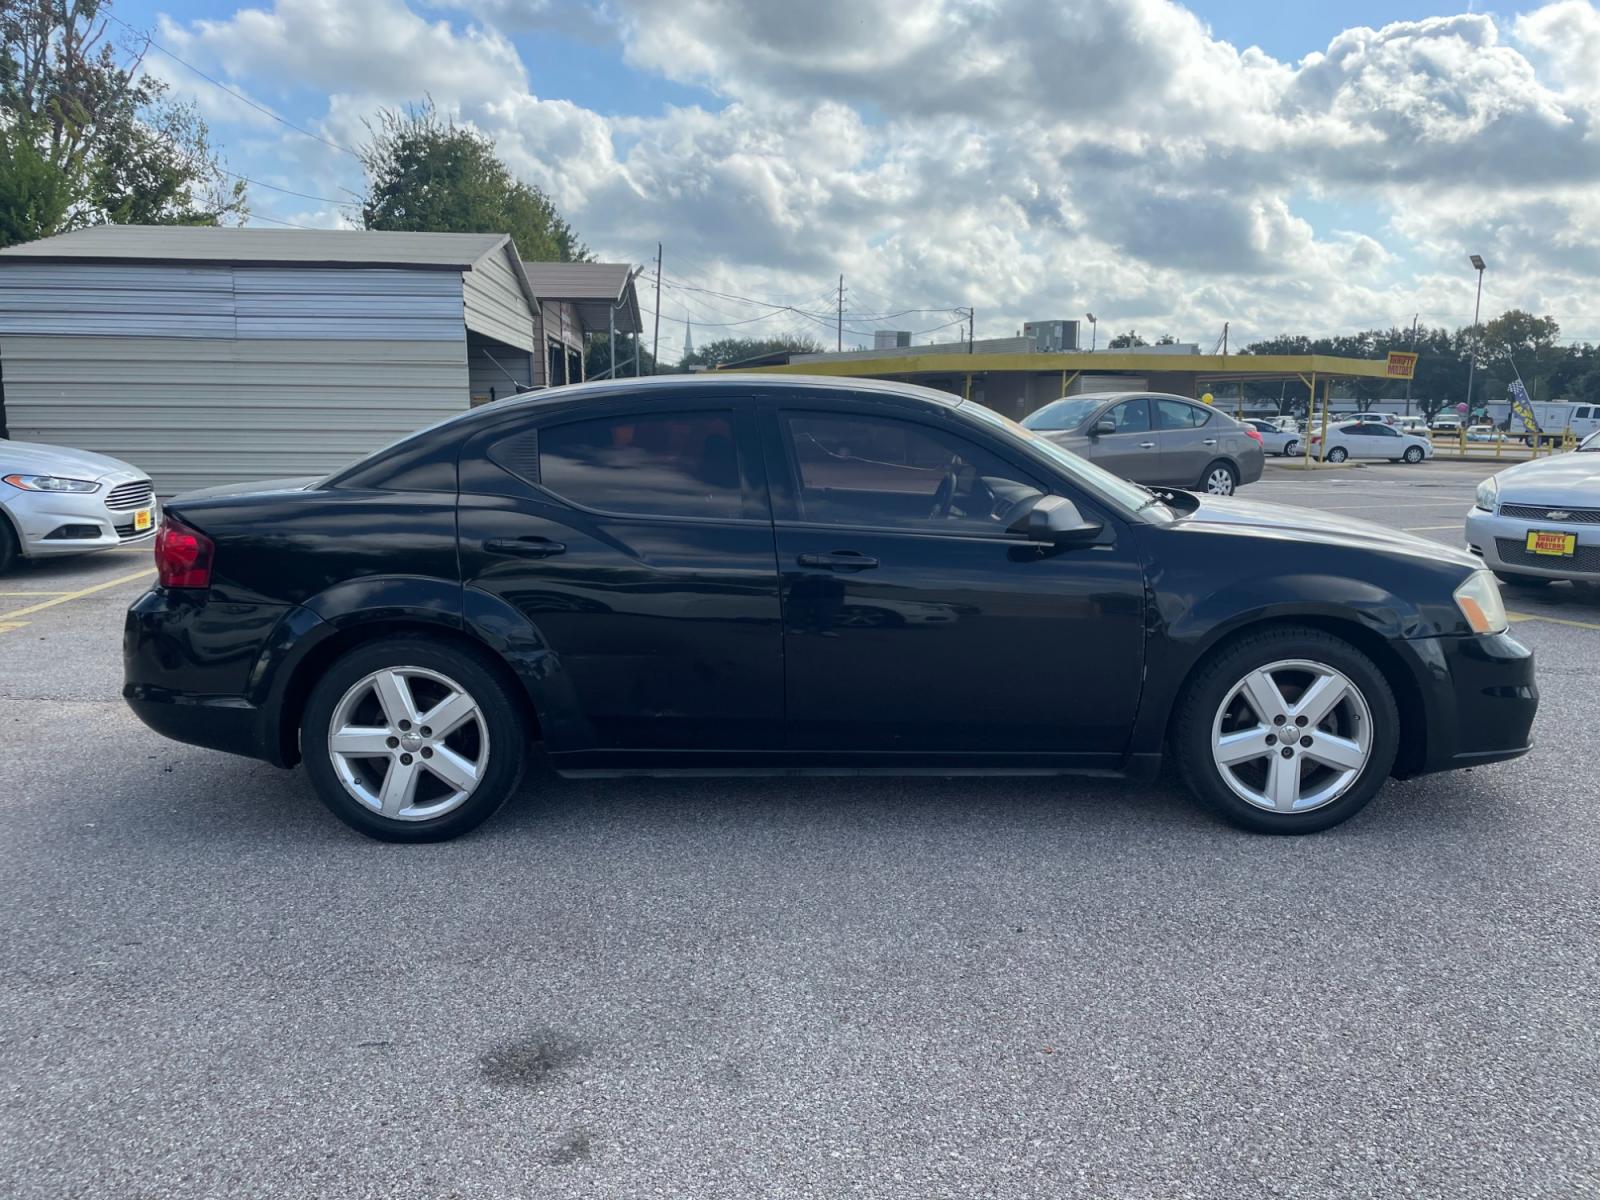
[111,0,1600,360]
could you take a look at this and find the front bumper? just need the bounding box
[1396,630,1537,777]
[5,472,160,558]
[1465,506,1600,580]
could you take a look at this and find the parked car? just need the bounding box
[1312,422,1435,464]
[125,375,1536,842]
[1346,412,1397,426]
[1466,429,1600,586]
[1466,425,1500,443]
[1431,416,1463,433]
[1246,419,1301,457]
[1,438,158,572]
[1395,416,1430,436]
[1021,392,1264,495]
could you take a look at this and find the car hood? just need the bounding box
[1168,494,1479,570]
[0,439,144,480]
[175,476,320,502]
[1492,453,1600,505]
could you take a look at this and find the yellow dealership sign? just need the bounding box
[1386,351,1418,379]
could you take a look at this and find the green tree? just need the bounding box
[0,0,246,246]
[359,101,586,262]
[1107,329,1149,348]
[583,332,656,380]
[680,335,825,369]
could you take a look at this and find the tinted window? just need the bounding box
[1369,424,1400,437]
[538,411,743,518]
[1155,399,1210,430]
[1022,397,1100,431]
[1106,400,1151,434]
[784,413,1043,532]
[1339,424,1367,435]
[1576,407,1592,419]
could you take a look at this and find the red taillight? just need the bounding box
[1245,427,1263,443]
[154,517,214,589]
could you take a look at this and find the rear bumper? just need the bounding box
[123,588,321,767]
[1398,631,1538,777]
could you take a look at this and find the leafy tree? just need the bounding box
[1108,329,1149,348]
[583,332,656,380]
[359,101,585,262]
[681,335,825,369]
[0,0,246,246]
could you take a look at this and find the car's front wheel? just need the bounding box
[1403,445,1425,463]
[1173,627,1400,834]
[1201,461,1238,495]
[0,518,17,574]
[301,636,529,842]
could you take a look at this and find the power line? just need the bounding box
[222,170,352,207]
[106,12,362,159]
[244,212,314,230]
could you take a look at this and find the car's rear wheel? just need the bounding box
[1325,446,1348,463]
[301,636,528,842]
[1403,445,1425,463]
[1282,439,1299,457]
[1173,627,1399,834]
[1201,461,1238,495]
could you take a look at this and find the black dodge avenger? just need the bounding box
[125,376,1537,841]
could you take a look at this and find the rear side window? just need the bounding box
[1155,399,1211,430]
[535,411,743,519]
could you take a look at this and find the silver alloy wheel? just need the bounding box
[1404,446,1424,463]
[1210,658,1372,814]
[1327,447,1348,463]
[1283,440,1299,457]
[1205,466,1236,495]
[327,666,490,821]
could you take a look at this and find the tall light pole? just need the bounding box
[1465,254,1486,417]
[1086,312,1097,352]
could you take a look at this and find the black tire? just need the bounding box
[1403,445,1424,463]
[301,636,529,842]
[1200,460,1238,495]
[1326,446,1349,463]
[1282,440,1299,457]
[1497,572,1552,589]
[1172,626,1400,835]
[0,516,17,574]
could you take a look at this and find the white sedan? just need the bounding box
[1311,421,1435,464]
[1246,420,1302,456]
[0,439,158,572]
[1466,430,1600,586]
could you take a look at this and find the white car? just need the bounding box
[1311,421,1435,464]
[1346,412,1397,426]
[1465,430,1600,586]
[1466,424,1500,443]
[0,439,158,572]
[1395,416,1430,436]
[1246,419,1301,456]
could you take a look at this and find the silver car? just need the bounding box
[1465,430,1600,587]
[1247,419,1302,457]
[0,438,158,572]
[1022,392,1265,495]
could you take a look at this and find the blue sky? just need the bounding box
[99,0,1600,354]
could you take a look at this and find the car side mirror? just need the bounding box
[1016,494,1103,545]
[1092,418,1117,437]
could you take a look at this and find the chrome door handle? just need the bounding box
[1138,441,1156,449]
[1203,438,1218,446]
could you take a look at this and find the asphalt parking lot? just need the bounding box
[3,463,1598,1199]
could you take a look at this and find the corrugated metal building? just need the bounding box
[0,226,540,492]
[524,261,643,386]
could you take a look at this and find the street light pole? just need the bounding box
[1465,254,1486,418]
[1086,312,1097,352]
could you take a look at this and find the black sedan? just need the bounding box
[125,376,1537,841]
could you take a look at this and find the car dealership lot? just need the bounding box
[3,473,1599,1198]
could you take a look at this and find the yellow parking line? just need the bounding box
[1508,611,1600,632]
[0,567,154,630]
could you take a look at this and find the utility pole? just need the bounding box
[651,242,662,375]
[1404,312,1418,414]
[1222,321,1229,356]
[837,274,844,352]
[967,307,975,353]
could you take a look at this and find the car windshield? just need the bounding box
[961,402,1166,517]
[1581,430,1600,452]
[1020,397,1102,431]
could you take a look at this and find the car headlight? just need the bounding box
[1454,570,1508,635]
[1474,476,1498,512]
[2,473,101,493]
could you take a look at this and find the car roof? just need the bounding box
[1049,391,1197,403]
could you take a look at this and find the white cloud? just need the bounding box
[151,0,1600,344]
